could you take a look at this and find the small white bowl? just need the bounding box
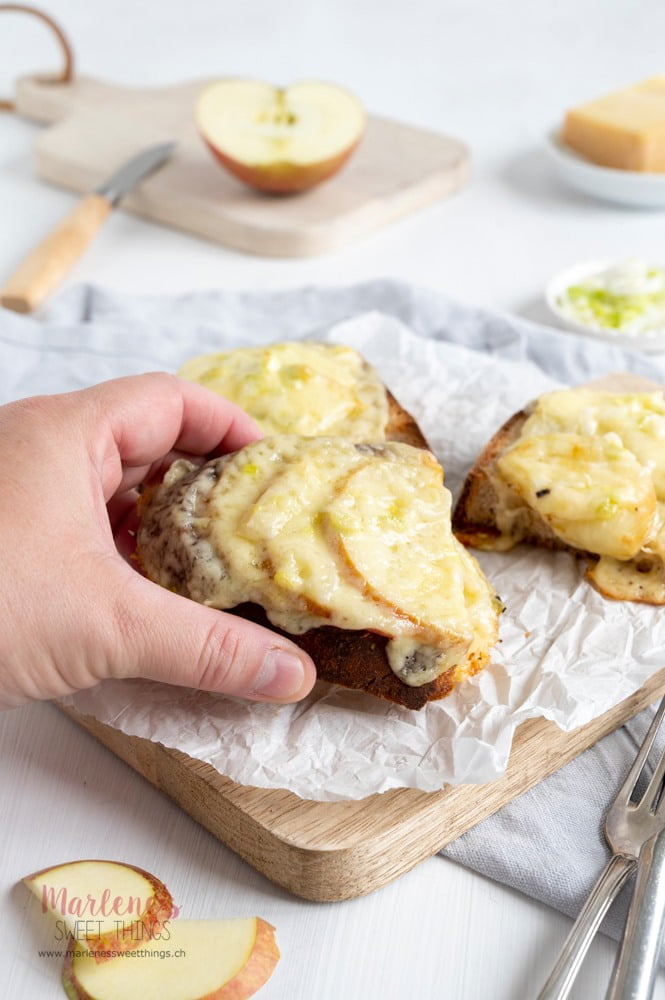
[545,130,665,209]
[546,260,665,354]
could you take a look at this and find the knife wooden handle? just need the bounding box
[0,193,112,314]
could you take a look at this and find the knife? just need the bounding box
[0,141,175,314]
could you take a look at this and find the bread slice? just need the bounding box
[137,387,498,710]
[226,602,491,710]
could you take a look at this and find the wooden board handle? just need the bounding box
[0,193,111,313]
[0,4,75,112]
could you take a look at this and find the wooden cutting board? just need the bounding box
[13,73,470,257]
[59,670,665,903]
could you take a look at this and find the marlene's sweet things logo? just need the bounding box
[41,883,181,944]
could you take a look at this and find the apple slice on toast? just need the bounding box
[137,434,501,707]
[453,385,665,604]
[178,342,389,441]
[325,455,472,645]
[238,442,372,620]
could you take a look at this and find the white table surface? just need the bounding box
[3,2,665,997]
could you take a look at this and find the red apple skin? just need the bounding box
[202,135,362,194]
[23,859,174,965]
[214,919,280,999]
[61,920,280,1000]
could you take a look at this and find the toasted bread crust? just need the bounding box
[230,604,489,710]
[385,389,429,448]
[452,410,526,547]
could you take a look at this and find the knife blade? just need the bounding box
[0,141,175,314]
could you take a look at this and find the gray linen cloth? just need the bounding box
[4,277,665,951]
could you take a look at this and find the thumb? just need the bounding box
[108,568,317,702]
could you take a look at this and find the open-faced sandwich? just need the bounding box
[177,340,423,444]
[453,387,665,604]
[136,342,502,709]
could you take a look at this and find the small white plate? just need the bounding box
[546,259,665,353]
[545,130,665,209]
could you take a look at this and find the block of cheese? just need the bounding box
[563,77,665,172]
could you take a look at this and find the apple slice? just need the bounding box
[61,918,279,1000]
[196,79,365,193]
[496,431,657,559]
[239,442,370,613]
[324,457,473,647]
[23,860,174,962]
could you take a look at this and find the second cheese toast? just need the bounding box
[453,388,665,604]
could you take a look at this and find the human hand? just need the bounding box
[0,373,316,709]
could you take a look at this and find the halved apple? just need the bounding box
[61,918,279,1000]
[196,79,365,193]
[23,859,174,962]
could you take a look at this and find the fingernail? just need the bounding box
[254,648,306,699]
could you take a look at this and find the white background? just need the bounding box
[3,1,665,997]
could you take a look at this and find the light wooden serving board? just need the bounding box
[59,673,665,903]
[13,73,470,257]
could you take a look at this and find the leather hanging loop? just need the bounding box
[0,4,74,111]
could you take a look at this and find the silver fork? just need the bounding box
[538,694,665,1000]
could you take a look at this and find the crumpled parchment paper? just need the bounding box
[50,309,665,802]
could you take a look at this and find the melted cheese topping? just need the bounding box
[520,390,665,495]
[138,437,500,688]
[491,389,665,602]
[496,432,656,559]
[177,342,389,440]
